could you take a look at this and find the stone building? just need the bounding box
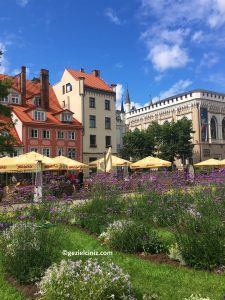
[125,89,225,163]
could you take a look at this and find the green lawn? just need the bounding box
[0,225,225,299]
[0,260,27,300]
[62,226,225,300]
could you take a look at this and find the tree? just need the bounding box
[121,128,155,160]
[121,118,194,163]
[174,118,194,162]
[0,50,15,155]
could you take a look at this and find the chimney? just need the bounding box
[20,66,26,106]
[80,68,84,72]
[111,83,117,93]
[92,69,100,78]
[40,69,49,110]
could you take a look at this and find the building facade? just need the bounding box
[125,89,225,164]
[53,68,117,165]
[0,67,83,159]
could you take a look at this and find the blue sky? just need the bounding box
[1,0,225,109]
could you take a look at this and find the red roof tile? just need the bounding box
[0,74,82,128]
[66,69,114,93]
[0,114,22,145]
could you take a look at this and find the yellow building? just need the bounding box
[53,68,117,167]
[125,89,225,164]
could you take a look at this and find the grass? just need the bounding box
[62,225,225,300]
[0,225,225,299]
[0,255,27,300]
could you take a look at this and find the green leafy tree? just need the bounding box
[121,118,194,163]
[0,50,16,155]
[121,128,155,160]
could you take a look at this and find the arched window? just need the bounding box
[222,118,225,140]
[210,117,217,139]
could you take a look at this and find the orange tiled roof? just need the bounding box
[66,69,114,93]
[0,113,22,145]
[12,104,82,127]
[0,74,82,127]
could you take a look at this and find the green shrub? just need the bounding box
[37,259,135,300]
[168,243,185,265]
[174,196,225,270]
[0,222,62,282]
[71,196,124,234]
[99,220,167,254]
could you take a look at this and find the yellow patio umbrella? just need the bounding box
[0,152,57,172]
[131,156,171,169]
[50,155,88,170]
[194,158,224,167]
[89,155,131,168]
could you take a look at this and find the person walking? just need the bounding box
[77,169,84,189]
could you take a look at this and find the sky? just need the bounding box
[1,0,225,110]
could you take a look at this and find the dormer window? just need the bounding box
[34,97,41,106]
[11,93,20,104]
[62,113,72,123]
[34,110,46,121]
[0,96,8,103]
[0,130,9,136]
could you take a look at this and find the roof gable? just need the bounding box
[65,69,114,93]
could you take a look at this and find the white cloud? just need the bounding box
[115,62,123,69]
[148,44,190,72]
[116,83,124,109]
[0,43,8,74]
[191,31,204,43]
[139,0,225,73]
[17,0,30,7]
[198,52,219,69]
[208,0,225,28]
[207,73,225,86]
[152,80,192,102]
[104,8,121,25]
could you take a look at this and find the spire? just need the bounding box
[125,88,130,104]
[121,100,125,113]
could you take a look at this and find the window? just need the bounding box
[34,97,41,106]
[43,148,50,157]
[105,117,111,129]
[30,148,38,152]
[210,117,217,139]
[0,130,9,136]
[190,93,192,97]
[34,111,45,121]
[57,131,64,139]
[105,100,110,110]
[0,96,8,103]
[89,97,95,108]
[90,135,96,147]
[68,131,76,140]
[57,148,64,156]
[68,148,76,159]
[62,113,72,122]
[89,115,96,128]
[43,130,50,139]
[12,93,19,104]
[203,149,210,157]
[62,85,65,94]
[222,118,225,140]
[105,136,111,147]
[30,129,38,138]
[66,83,72,93]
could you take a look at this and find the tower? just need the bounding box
[125,87,131,113]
